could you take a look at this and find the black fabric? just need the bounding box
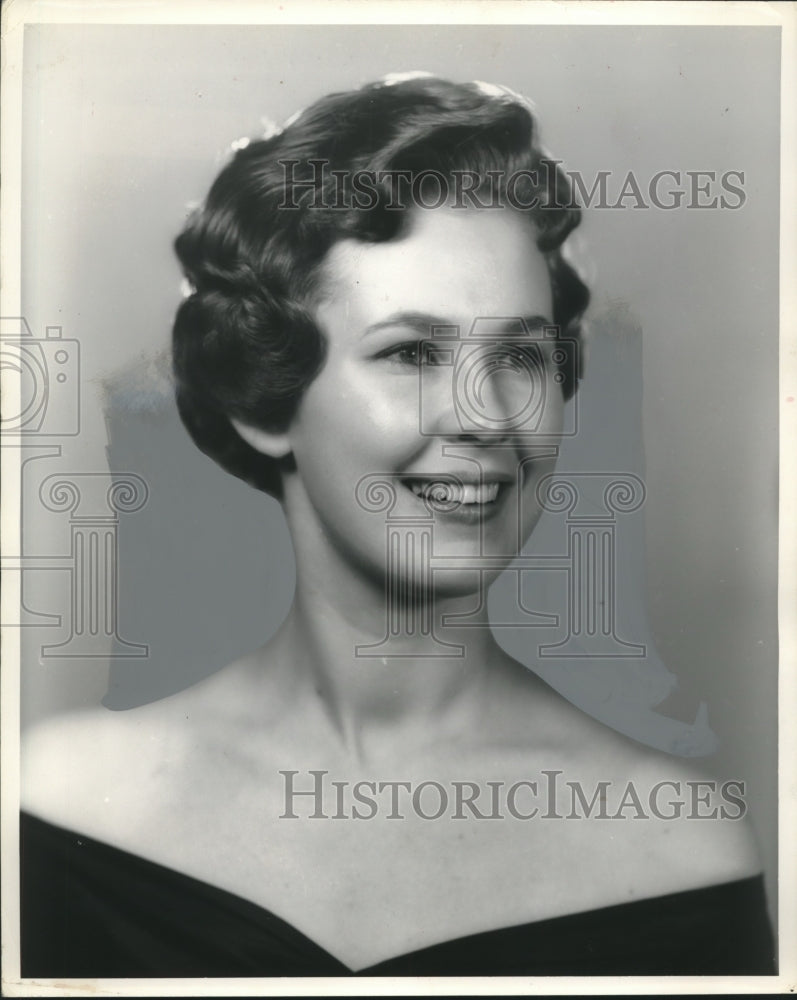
[20,811,776,978]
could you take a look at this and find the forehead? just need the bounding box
[316,207,553,333]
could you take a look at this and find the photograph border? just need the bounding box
[1,0,794,995]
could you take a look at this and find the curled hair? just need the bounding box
[173,75,590,497]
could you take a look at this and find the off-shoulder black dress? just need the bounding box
[20,812,776,978]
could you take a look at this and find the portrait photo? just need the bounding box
[1,1,793,995]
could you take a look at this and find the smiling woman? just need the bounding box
[232,206,563,590]
[19,74,776,978]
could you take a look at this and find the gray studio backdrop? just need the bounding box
[17,24,778,915]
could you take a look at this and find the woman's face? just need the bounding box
[280,204,564,592]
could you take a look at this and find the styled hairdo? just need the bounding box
[172,75,590,498]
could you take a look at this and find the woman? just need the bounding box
[20,74,775,977]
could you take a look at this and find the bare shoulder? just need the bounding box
[554,708,763,893]
[490,667,763,900]
[19,647,285,841]
[21,701,171,839]
[18,662,239,839]
[619,740,763,885]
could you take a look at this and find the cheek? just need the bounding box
[292,363,421,469]
[363,388,423,443]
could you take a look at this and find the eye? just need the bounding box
[491,343,545,375]
[375,341,423,368]
[497,344,531,373]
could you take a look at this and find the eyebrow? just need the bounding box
[363,311,553,337]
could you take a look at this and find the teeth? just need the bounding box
[407,481,501,504]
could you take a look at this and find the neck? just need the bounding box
[267,503,506,763]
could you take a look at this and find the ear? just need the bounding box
[229,417,292,459]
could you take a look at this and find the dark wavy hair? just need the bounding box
[172,75,590,498]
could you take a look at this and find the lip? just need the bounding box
[399,470,516,487]
[398,473,516,525]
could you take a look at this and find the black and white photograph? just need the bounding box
[1,1,794,994]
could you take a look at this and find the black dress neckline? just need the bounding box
[20,810,777,977]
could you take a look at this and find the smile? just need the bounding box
[405,480,501,505]
[398,475,516,525]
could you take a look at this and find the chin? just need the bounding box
[391,562,508,601]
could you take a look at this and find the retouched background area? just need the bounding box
[18,24,779,914]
